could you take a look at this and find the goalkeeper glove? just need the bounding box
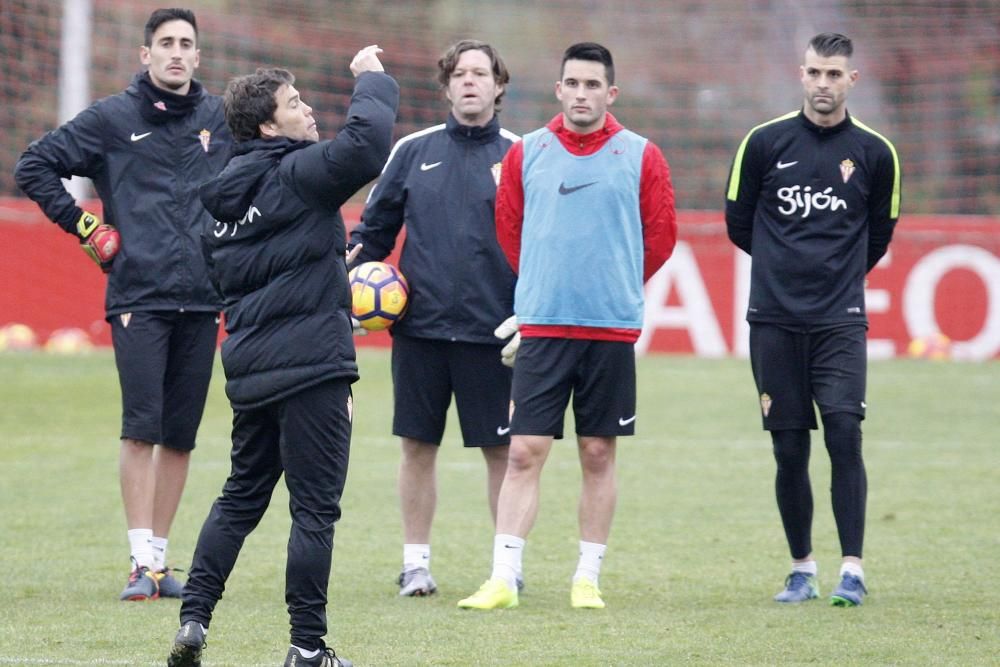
[76,211,120,273]
[494,315,520,368]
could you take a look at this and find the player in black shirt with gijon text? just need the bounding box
[725,32,901,607]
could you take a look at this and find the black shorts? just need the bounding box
[748,322,867,431]
[509,337,636,439]
[391,334,512,446]
[111,310,219,451]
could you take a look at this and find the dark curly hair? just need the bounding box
[223,68,295,142]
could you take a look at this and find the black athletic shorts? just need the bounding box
[509,337,636,439]
[111,310,219,451]
[748,322,867,431]
[391,334,512,446]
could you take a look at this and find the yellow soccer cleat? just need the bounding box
[457,577,518,610]
[570,578,605,609]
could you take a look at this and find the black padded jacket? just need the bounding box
[198,72,399,409]
[15,72,231,317]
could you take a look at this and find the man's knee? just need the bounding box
[400,438,437,467]
[578,437,615,474]
[822,412,863,465]
[770,429,810,470]
[507,437,551,474]
[481,444,510,471]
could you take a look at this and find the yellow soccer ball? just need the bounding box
[349,261,409,331]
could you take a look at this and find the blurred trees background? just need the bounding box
[3,0,998,214]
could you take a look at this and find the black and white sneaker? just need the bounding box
[167,620,206,667]
[284,646,353,667]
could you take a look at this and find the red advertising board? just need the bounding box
[2,199,997,360]
[638,211,999,361]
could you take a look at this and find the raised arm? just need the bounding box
[290,46,400,211]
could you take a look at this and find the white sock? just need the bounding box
[403,543,430,572]
[490,534,524,591]
[792,560,818,576]
[290,645,320,659]
[127,528,154,570]
[151,536,168,571]
[185,622,208,636]
[840,561,864,580]
[573,540,607,585]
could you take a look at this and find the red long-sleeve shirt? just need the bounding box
[495,112,677,341]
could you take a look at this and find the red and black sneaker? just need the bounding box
[119,559,159,601]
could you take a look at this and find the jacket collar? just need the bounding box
[201,137,312,221]
[546,112,624,147]
[446,112,501,143]
[797,109,853,136]
[233,136,312,157]
[543,112,624,153]
[129,71,204,124]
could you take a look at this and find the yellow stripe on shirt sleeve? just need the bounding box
[726,111,798,202]
[852,117,902,219]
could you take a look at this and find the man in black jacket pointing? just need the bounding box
[167,46,398,667]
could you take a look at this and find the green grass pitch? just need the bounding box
[1,349,997,665]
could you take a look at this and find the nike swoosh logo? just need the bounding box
[497,426,511,436]
[776,160,798,169]
[504,544,519,549]
[420,161,442,171]
[130,131,152,142]
[558,181,597,195]
[618,415,637,426]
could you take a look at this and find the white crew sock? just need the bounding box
[127,528,155,570]
[490,533,524,591]
[403,543,431,572]
[840,561,864,580]
[573,540,607,585]
[792,560,818,576]
[290,645,320,659]
[151,536,168,571]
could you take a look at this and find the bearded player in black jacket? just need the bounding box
[15,8,231,602]
[725,32,901,608]
[166,46,398,667]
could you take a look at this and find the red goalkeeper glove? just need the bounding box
[76,211,120,273]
